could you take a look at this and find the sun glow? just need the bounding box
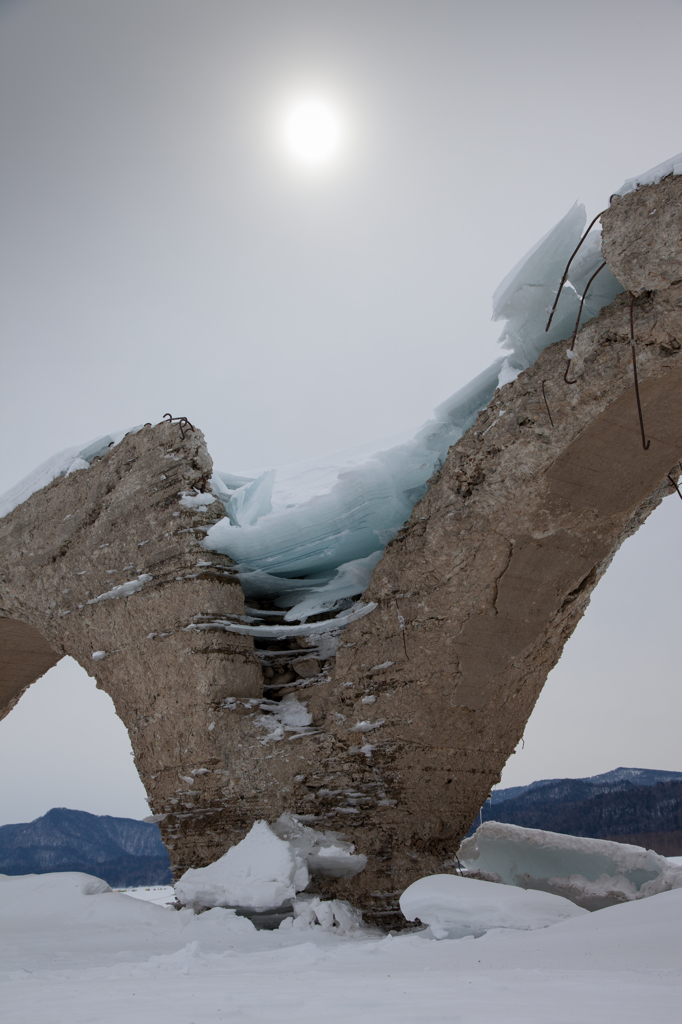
[281,98,344,167]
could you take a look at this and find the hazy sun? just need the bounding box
[281,98,344,167]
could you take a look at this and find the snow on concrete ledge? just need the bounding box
[615,151,682,196]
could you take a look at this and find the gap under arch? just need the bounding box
[0,656,150,825]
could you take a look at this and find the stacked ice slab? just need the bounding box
[458,822,682,911]
[203,202,622,628]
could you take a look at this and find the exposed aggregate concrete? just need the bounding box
[1,176,680,927]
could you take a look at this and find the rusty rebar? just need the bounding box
[667,464,682,501]
[163,413,195,440]
[563,261,607,384]
[545,210,608,333]
[541,380,554,426]
[628,295,651,451]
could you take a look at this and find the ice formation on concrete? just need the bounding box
[87,574,153,604]
[271,813,367,880]
[254,694,317,743]
[175,816,366,912]
[399,873,586,940]
[458,822,682,911]
[202,199,624,629]
[4,153,679,632]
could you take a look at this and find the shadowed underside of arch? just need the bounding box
[0,175,680,928]
[0,617,61,720]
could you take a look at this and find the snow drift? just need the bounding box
[399,872,586,939]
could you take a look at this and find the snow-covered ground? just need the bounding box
[113,885,177,907]
[2,869,680,1024]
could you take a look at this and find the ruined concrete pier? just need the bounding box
[1,176,681,927]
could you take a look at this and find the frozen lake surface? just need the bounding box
[2,870,680,1023]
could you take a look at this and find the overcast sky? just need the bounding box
[1,0,681,824]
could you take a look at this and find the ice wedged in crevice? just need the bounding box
[203,200,624,631]
[14,155,678,634]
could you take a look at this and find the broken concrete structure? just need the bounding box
[1,175,681,927]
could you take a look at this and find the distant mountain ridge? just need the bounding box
[0,807,172,886]
[3,768,681,884]
[490,767,682,804]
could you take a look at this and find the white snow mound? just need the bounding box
[458,822,682,911]
[175,816,367,912]
[175,820,309,912]
[400,873,586,939]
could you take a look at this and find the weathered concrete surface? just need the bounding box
[0,422,264,870]
[602,174,682,293]
[310,300,681,923]
[0,175,680,928]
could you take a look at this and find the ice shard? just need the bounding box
[202,200,622,626]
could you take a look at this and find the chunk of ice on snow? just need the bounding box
[400,873,586,939]
[287,895,363,933]
[458,822,682,911]
[175,820,309,912]
[175,816,367,912]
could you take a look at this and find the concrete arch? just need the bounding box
[1,176,681,927]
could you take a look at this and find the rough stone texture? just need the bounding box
[601,173,682,294]
[0,422,264,870]
[310,292,681,924]
[0,177,680,928]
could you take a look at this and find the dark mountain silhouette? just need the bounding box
[469,769,682,857]
[489,767,682,805]
[0,807,172,886]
